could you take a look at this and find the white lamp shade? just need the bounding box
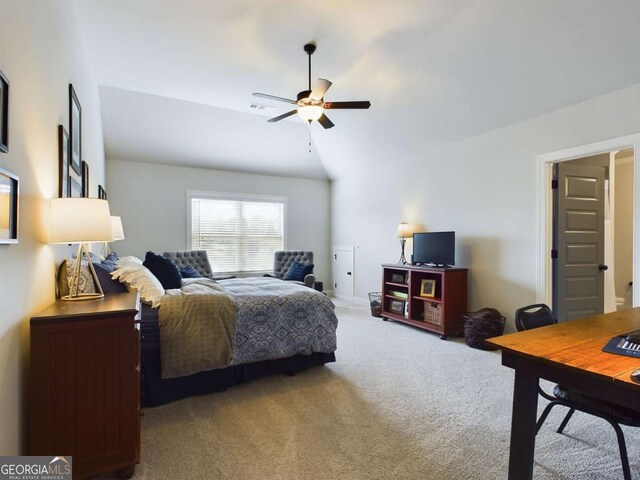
[396,223,423,238]
[49,198,112,244]
[297,105,323,121]
[110,216,125,241]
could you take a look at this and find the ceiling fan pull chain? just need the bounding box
[308,121,312,153]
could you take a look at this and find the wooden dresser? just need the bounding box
[30,292,141,479]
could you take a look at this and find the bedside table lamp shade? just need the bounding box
[49,198,112,300]
[111,216,124,241]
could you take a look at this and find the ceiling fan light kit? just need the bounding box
[297,105,323,121]
[253,43,371,130]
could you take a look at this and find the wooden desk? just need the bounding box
[487,308,640,480]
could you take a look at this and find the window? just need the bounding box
[189,191,286,274]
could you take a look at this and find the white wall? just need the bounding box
[330,82,640,328]
[106,160,331,283]
[0,1,105,454]
[615,158,634,307]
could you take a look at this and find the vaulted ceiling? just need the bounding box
[77,0,640,180]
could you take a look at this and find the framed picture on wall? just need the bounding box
[70,176,82,198]
[0,166,19,244]
[98,185,107,200]
[58,125,70,197]
[81,161,89,197]
[69,84,82,175]
[0,70,8,153]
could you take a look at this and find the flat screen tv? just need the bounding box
[412,231,455,267]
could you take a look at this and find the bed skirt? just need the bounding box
[140,304,336,407]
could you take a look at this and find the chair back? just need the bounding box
[514,303,556,332]
[273,251,313,279]
[163,250,213,277]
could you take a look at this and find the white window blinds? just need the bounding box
[190,194,285,274]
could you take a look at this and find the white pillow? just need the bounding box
[116,256,143,268]
[111,263,165,308]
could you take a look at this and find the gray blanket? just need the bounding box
[159,278,236,379]
[158,277,338,378]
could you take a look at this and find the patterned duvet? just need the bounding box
[158,277,338,377]
[218,277,338,366]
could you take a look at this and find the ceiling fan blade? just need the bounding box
[309,78,332,101]
[324,101,371,109]
[253,92,296,104]
[317,114,334,129]
[267,110,298,123]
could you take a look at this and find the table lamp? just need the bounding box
[49,198,112,300]
[103,216,125,255]
[396,222,418,264]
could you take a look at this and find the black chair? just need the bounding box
[515,304,640,480]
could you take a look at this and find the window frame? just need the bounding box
[187,190,288,275]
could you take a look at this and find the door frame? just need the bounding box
[536,133,640,307]
[332,245,355,300]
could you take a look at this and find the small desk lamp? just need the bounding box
[49,198,112,300]
[396,222,418,264]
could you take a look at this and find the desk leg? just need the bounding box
[508,368,539,480]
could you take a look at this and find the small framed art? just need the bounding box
[81,161,89,197]
[58,125,70,197]
[420,279,436,298]
[389,299,405,314]
[0,70,8,153]
[0,166,18,243]
[69,84,82,175]
[390,272,406,284]
[98,185,107,200]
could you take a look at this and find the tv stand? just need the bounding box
[381,264,468,339]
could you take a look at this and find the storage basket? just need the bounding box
[463,308,506,350]
[368,292,382,318]
[423,302,442,326]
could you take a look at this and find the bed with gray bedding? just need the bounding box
[142,276,338,406]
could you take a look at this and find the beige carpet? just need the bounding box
[132,304,639,479]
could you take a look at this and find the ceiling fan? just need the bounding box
[253,43,371,129]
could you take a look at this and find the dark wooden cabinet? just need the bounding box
[381,264,468,339]
[30,293,141,479]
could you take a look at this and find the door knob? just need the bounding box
[599,264,608,271]
[347,272,352,276]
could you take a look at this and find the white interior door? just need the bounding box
[333,246,354,299]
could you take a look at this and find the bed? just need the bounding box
[56,253,338,407]
[140,276,338,407]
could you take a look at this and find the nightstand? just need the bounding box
[30,292,141,479]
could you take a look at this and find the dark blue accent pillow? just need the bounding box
[143,251,182,289]
[93,263,127,295]
[180,265,202,278]
[284,261,314,282]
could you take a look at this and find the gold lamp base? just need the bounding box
[61,242,105,301]
[60,292,105,302]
